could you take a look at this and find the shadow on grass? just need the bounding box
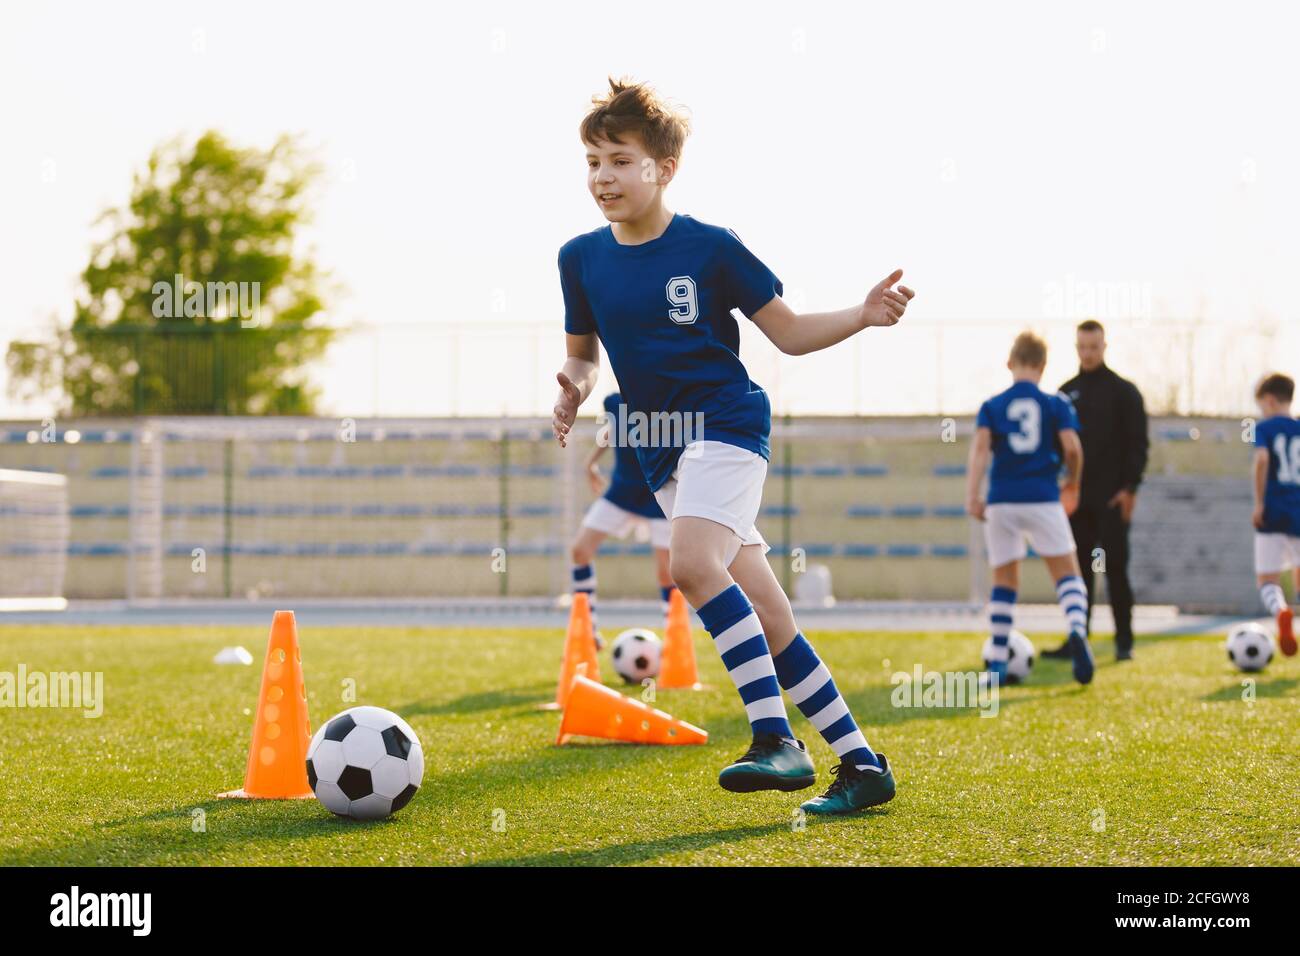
[1,796,388,867]
[834,668,1091,731]
[476,820,796,867]
[399,682,555,718]
[1200,676,1299,702]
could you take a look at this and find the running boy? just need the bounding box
[966,332,1096,686]
[1251,373,1300,656]
[551,78,914,814]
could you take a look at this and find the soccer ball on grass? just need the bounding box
[1226,622,1274,673]
[611,628,662,684]
[980,629,1036,684]
[306,706,424,820]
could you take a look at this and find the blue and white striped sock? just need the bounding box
[696,584,793,738]
[988,586,1017,663]
[660,584,676,616]
[773,633,880,770]
[1056,575,1089,638]
[1260,583,1286,616]
[572,563,597,630]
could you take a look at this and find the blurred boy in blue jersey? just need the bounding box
[570,392,677,648]
[551,77,914,814]
[966,332,1095,686]
[1251,373,1300,656]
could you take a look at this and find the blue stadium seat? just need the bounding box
[70,505,129,518]
[842,544,881,557]
[67,543,129,556]
[413,543,455,556]
[412,465,480,478]
[846,505,885,517]
[930,544,968,557]
[886,544,924,557]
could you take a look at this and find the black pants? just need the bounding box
[1070,500,1135,649]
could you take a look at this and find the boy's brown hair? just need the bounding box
[1256,372,1295,403]
[1009,331,1048,370]
[580,77,691,161]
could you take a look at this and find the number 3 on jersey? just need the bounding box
[666,275,698,325]
[1007,397,1042,453]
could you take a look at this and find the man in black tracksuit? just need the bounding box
[1044,320,1149,661]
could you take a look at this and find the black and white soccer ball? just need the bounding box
[306,706,424,820]
[1226,623,1274,673]
[981,629,1036,683]
[611,628,662,684]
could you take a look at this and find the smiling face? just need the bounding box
[586,134,674,224]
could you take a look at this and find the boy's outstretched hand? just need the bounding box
[552,372,582,447]
[861,269,915,328]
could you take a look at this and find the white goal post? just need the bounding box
[0,468,70,611]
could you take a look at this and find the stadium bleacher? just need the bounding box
[0,416,1260,609]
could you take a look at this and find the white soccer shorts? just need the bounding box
[1254,532,1300,575]
[984,501,1077,568]
[652,439,770,567]
[580,496,671,550]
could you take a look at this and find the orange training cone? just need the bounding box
[218,610,314,799]
[541,592,601,710]
[658,587,701,689]
[556,674,707,745]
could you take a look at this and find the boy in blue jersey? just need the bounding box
[570,391,678,646]
[551,77,914,814]
[965,332,1095,686]
[1251,373,1300,656]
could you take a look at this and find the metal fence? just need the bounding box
[4,316,1293,421]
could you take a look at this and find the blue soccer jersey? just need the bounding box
[977,380,1081,504]
[1254,415,1300,535]
[600,392,665,519]
[559,212,783,492]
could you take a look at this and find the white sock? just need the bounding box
[1260,583,1286,616]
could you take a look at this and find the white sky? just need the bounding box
[2,0,1297,420]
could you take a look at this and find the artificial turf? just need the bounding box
[0,622,1295,866]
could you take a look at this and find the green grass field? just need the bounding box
[1,622,1296,866]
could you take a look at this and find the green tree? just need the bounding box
[6,131,337,415]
